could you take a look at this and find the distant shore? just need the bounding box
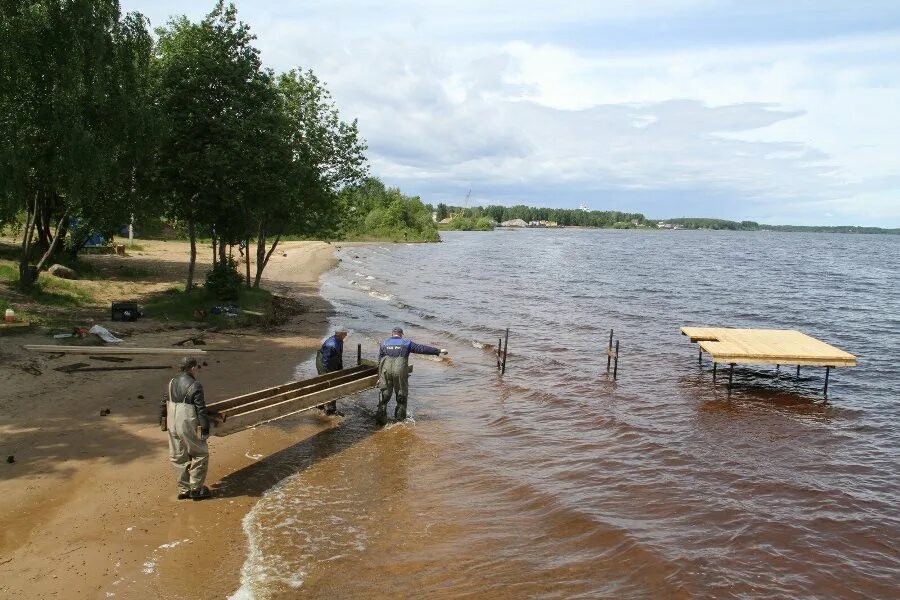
[0,239,342,599]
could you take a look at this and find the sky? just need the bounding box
[120,0,900,226]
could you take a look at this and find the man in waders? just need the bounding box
[376,327,447,425]
[159,357,211,500]
[316,326,349,416]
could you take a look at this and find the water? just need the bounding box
[234,229,900,599]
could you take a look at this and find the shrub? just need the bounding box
[205,258,243,300]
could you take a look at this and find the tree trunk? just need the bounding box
[211,232,217,268]
[218,235,227,265]
[34,210,70,273]
[244,236,251,288]
[18,192,39,288]
[186,218,197,291]
[254,230,282,289]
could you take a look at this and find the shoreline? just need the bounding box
[0,240,340,599]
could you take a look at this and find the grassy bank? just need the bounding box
[143,286,275,327]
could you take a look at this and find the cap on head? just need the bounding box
[181,356,199,372]
[335,325,348,334]
[391,326,404,336]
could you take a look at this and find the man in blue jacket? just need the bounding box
[316,326,348,416]
[376,327,447,425]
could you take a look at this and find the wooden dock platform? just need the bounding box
[681,327,857,398]
[681,327,857,367]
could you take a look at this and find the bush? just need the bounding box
[205,258,244,300]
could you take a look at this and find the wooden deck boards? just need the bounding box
[681,327,857,367]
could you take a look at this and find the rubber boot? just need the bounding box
[394,397,407,421]
[375,400,388,426]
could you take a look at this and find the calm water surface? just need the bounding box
[233,230,900,599]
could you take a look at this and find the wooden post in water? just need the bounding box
[728,363,735,391]
[605,330,620,380]
[357,343,362,366]
[796,365,801,377]
[613,340,620,380]
[501,328,509,375]
[607,330,614,370]
[713,362,717,381]
[497,337,503,370]
[824,366,831,399]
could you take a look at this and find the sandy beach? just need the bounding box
[0,240,340,599]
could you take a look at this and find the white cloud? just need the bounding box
[121,0,900,225]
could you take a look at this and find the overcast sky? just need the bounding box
[120,1,900,226]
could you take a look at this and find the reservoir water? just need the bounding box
[234,229,900,599]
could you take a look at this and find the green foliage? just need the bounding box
[204,257,244,300]
[340,178,439,242]
[0,1,155,272]
[442,216,495,231]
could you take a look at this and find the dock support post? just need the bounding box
[713,362,717,381]
[607,329,614,370]
[728,363,734,390]
[613,340,619,380]
[357,343,362,366]
[824,366,831,399]
[776,364,779,372]
[796,365,801,377]
[698,348,702,365]
[497,337,503,369]
[501,328,509,375]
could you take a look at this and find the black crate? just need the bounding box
[111,301,140,321]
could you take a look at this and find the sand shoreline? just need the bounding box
[1,240,342,599]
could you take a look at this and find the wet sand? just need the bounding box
[0,240,338,599]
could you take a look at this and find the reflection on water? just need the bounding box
[235,230,900,599]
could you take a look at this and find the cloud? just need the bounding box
[121,0,900,225]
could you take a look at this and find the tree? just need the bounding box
[152,2,268,289]
[0,0,153,287]
[248,69,368,287]
[436,203,449,221]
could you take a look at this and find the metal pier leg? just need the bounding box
[607,329,614,371]
[824,366,831,399]
[613,340,619,380]
[501,328,509,375]
[728,363,735,391]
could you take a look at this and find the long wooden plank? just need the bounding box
[215,368,377,418]
[24,345,207,356]
[206,364,374,413]
[211,375,379,436]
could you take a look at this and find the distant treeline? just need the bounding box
[665,218,900,234]
[436,203,649,228]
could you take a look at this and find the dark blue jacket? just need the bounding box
[320,335,344,372]
[378,335,440,359]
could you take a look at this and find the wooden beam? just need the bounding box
[24,345,207,356]
[211,374,379,436]
[215,368,378,418]
[206,364,376,413]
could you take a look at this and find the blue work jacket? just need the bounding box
[378,335,440,359]
[320,335,344,372]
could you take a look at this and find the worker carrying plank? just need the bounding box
[376,327,447,425]
[159,357,211,500]
[316,326,349,416]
